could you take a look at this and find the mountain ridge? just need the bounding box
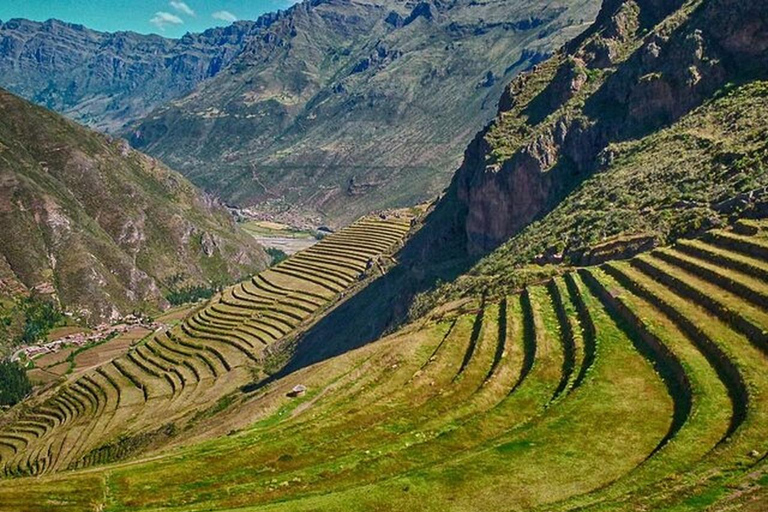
[0,17,260,132]
[407,0,768,313]
[127,0,602,227]
[0,87,268,326]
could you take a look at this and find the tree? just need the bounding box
[0,359,32,406]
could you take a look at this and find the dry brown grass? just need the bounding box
[33,347,75,369]
[72,327,151,371]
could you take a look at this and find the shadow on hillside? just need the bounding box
[259,191,481,383]
[250,0,768,389]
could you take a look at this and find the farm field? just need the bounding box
[45,327,90,342]
[32,347,76,370]
[24,327,153,388]
[0,214,414,481]
[71,327,152,372]
[154,304,198,325]
[25,363,69,386]
[0,217,765,511]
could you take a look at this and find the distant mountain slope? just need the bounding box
[0,88,268,323]
[126,0,601,226]
[0,2,601,227]
[0,18,258,132]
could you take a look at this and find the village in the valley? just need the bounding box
[11,315,161,366]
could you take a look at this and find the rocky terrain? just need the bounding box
[0,18,257,132]
[453,0,768,252]
[0,88,268,324]
[406,0,768,309]
[128,0,601,226]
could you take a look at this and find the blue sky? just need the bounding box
[0,0,297,38]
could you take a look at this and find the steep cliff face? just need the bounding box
[0,89,268,323]
[451,0,768,255]
[0,18,257,132]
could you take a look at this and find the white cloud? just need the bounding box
[150,11,184,31]
[170,1,195,17]
[212,10,238,23]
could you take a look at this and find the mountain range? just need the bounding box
[0,0,767,510]
[0,0,602,226]
[0,18,254,133]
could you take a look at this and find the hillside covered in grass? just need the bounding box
[0,88,268,331]
[1,216,767,512]
[0,215,414,478]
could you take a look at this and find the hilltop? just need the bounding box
[0,88,267,331]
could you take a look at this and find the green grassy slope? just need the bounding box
[416,80,768,308]
[408,0,768,311]
[0,88,268,328]
[0,219,765,511]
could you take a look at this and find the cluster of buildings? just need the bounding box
[12,315,160,363]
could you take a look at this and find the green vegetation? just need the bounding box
[17,296,63,345]
[0,214,413,482]
[0,214,764,512]
[413,79,768,313]
[0,88,268,326]
[165,286,217,306]
[0,360,31,407]
[0,295,65,354]
[0,1,766,511]
[266,248,289,266]
[240,221,316,240]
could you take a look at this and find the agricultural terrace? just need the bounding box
[0,218,766,511]
[0,214,413,477]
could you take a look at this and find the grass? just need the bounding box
[240,221,316,240]
[0,219,763,510]
[0,214,414,483]
[79,269,671,512]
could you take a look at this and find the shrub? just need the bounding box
[266,247,288,266]
[166,286,216,306]
[18,296,63,345]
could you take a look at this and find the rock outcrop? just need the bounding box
[448,0,768,255]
